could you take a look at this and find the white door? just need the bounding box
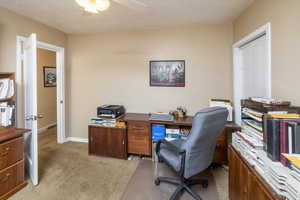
[23,33,39,185]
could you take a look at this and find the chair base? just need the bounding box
[154,176,208,200]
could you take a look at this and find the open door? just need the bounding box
[23,33,39,185]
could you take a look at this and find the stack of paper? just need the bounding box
[0,79,14,100]
[268,165,289,196]
[286,176,300,200]
[209,99,233,121]
[0,102,14,126]
[232,132,259,165]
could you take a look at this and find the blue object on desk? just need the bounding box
[152,124,166,141]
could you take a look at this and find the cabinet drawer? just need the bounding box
[0,137,24,171]
[128,122,149,134]
[128,139,151,156]
[0,160,24,197]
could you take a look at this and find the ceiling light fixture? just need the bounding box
[75,0,110,13]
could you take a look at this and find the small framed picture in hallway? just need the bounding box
[43,66,57,87]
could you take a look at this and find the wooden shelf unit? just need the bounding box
[229,146,284,200]
[0,73,29,199]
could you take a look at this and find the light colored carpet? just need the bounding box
[10,128,139,200]
[121,160,229,200]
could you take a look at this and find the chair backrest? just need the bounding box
[182,107,228,178]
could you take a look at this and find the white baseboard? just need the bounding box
[66,137,88,143]
[38,123,57,134]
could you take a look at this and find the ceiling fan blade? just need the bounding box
[113,0,148,10]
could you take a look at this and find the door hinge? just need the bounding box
[20,53,25,61]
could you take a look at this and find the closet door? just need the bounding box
[240,35,269,99]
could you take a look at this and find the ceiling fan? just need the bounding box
[75,0,147,13]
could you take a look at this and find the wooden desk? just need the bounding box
[122,113,240,165]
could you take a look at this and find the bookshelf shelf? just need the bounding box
[0,72,16,127]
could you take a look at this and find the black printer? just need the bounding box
[97,105,125,118]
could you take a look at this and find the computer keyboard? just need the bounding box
[149,113,174,122]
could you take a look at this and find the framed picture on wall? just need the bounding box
[150,60,185,87]
[43,66,56,87]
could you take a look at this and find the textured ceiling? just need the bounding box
[0,0,253,34]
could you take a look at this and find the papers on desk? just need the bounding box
[0,79,14,100]
[0,102,14,126]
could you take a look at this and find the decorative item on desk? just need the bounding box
[170,106,186,118]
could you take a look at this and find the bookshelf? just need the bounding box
[0,72,16,129]
[241,99,300,149]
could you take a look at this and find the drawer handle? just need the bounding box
[0,173,11,183]
[1,147,10,157]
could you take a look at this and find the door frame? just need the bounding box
[16,35,66,144]
[232,23,272,125]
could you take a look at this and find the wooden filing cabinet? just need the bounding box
[0,129,28,200]
[88,125,127,159]
[229,146,284,200]
[127,121,151,156]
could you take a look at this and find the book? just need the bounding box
[282,154,300,169]
[279,120,300,166]
[243,119,263,132]
[268,113,300,119]
[287,122,300,154]
[265,117,281,161]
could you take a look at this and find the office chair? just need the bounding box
[155,107,228,200]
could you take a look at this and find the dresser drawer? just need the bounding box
[0,137,24,171]
[0,160,25,197]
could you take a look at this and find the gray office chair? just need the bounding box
[155,107,228,200]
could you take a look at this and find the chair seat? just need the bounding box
[160,140,185,172]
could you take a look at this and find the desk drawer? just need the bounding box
[0,137,24,171]
[128,121,149,134]
[128,139,151,156]
[0,160,24,197]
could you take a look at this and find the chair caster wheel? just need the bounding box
[202,180,208,189]
[154,178,160,186]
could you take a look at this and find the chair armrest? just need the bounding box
[156,139,185,155]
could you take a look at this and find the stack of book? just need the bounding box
[89,116,125,128]
[166,126,180,139]
[232,132,260,166]
[264,114,300,164]
[179,127,191,140]
[241,107,265,151]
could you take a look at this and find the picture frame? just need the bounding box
[150,60,185,87]
[43,66,56,87]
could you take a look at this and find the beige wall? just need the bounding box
[37,48,57,129]
[0,7,67,128]
[68,24,233,138]
[233,0,300,105]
